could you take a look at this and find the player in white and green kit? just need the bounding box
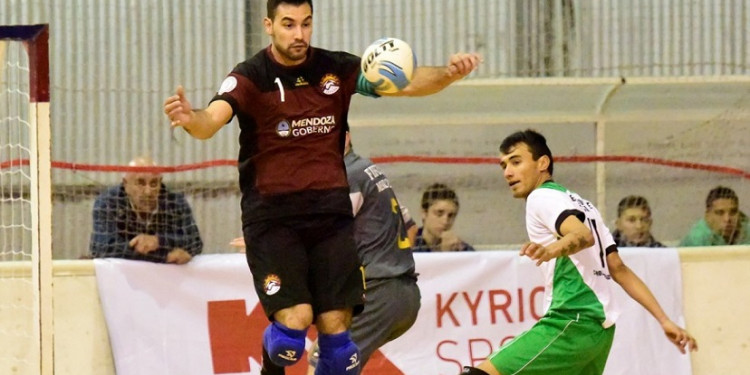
[460,130,698,375]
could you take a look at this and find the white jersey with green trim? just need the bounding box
[525,181,621,328]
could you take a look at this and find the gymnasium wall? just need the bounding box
[1,0,748,258]
[1,246,747,375]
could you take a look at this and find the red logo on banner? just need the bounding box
[207,300,269,373]
[363,351,403,374]
[207,300,403,375]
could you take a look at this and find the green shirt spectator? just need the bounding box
[680,186,750,246]
[680,215,750,246]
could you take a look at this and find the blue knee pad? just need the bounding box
[262,321,307,367]
[314,331,361,375]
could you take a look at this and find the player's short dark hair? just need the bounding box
[617,195,652,218]
[499,129,554,175]
[421,183,459,211]
[705,186,738,209]
[267,0,313,19]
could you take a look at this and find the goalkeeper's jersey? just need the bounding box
[525,181,621,328]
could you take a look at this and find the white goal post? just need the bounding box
[0,24,53,375]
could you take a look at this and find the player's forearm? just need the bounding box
[549,227,594,258]
[181,109,223,139]
[398,66,461,96]
[612,265,670,324]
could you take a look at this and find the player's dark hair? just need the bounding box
[617,195,652,218]
[267,0,313,19]
[499,129,554,175]
[705,186,738,209]
[421,183,459,211]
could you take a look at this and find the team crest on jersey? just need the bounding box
[320,74,340,95]
[264,274,281,295]
[276,120,291,137]
[218,76,237,94]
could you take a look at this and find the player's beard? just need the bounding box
[278,41,308,63]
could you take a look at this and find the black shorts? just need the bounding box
[243,213,365,320]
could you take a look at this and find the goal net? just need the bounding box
[0,24,53,374]
[1,37,32,262]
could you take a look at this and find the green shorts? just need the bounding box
[488,315,615,375]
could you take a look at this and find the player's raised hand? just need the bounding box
[163,85,194,128]
[661,320,698,354]
[447,53,482,77]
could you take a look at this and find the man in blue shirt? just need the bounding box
[89,156,203,264]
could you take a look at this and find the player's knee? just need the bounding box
[314,331,360,375]
[263,321,308,367]
[461,366,490,375]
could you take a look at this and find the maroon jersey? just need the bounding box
[211,46,361,223]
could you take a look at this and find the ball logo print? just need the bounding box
[361,37,416,94]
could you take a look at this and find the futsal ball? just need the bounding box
[361,37,417,94]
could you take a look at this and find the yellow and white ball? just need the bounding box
[361,37,417,94]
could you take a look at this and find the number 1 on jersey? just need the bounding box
[274,77,285,102]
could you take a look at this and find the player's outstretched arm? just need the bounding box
[163,85,232,139]
[606,251,698,354]
[388,53,481,97]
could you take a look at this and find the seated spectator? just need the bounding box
[89,156,203,263]
[680,186,750,246]
[612,195,664,247]
[413,183,474,252]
